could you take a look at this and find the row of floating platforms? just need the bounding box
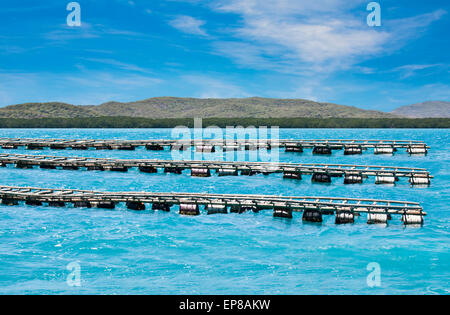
[0,153,433,185]
[0,186,426,225]
[0,138,429,155]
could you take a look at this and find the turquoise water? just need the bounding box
[0,129,448,295]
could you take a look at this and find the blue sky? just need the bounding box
[0,0,449,111]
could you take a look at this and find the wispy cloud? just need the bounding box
[80,57,153,74]
[207,0,445,74]
[169,15,208,36]
[66,72,163,90]
[43,23,149,42]
[391,64,444,79]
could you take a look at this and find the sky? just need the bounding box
[0,0,449,111]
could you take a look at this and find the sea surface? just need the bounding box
[0,128,448,295]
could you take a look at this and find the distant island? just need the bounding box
[0,97,448,128]
[391,101,450,118]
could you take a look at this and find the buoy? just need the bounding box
[109,166,128,172]
[15,162,33,169]
[256,204,273,211]
[302,209,322,223]
[222,145,241,151]
[217,169,238,176]
[126,201,146,211]
[164,167,183,174]
[27,144,44,150]
[374,146,394,155]
[48,201,65,207]
[152,202,171,211]
[196,145,215,153]
[230,205,257,213]
[117,145,135,151]
[375,173,397,184]
[191,168,211,177]
[2,144,17,149]
[50,144,66,150]
[312,172,332,183]
[344,173,363,184]
[409,175,431,185]
[170,144,188,151]
[344,145,363,155]
[283,170,302,180]
[312,145,332,155]
[40,163,56,170]
[241,169,259,176]
[96,201,115,209]
[25,199,43,206]
[285,144,303,152]
[87,165,105,171]
[62,165,79,170]
[206,204,227,215]
[72,145,88,150]
[244,144,257,151]
[367,211,388,224]
[73,201,92,208]
[273,208,293,219]
[321,207,335,215]
[139,166,158,173]
[407,146,427,155]
[1,198,19,206]
[335,208,355,224]
[261,169,276,176]
[179,204,200,216]
[146,144,164,151]
[95,145,112,150]
[401,214,424,225]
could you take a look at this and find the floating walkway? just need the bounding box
[0,138,429,155]
[0,185,425,225]
[0,153,432,185]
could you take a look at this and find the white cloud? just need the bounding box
[169,15,208,36]
[208,0,445,74]
[236,17,389,64]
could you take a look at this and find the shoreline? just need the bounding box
[0,117,449,128]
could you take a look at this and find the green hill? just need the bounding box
[0,97,395,119]
[0,102,96,119]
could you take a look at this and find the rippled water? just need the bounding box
[0,129,448,294]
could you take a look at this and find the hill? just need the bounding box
[391,101,450,118]
[0,102,96,119]
[0,97,394,119]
